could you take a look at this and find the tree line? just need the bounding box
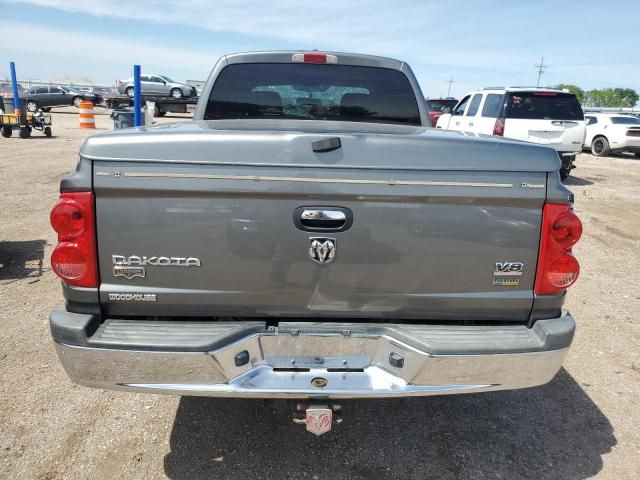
[555,84,639,108]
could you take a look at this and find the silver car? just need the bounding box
[117,74,197,99]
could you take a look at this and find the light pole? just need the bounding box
[446,75,455,97]
[535,57,547,88]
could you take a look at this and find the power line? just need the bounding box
[535,57,547,87]
[446,75,455,97]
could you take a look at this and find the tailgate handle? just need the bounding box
[294,207,353,232]
[311,137,341,153]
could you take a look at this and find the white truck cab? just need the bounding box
[437,87,586,179]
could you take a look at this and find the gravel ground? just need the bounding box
[0,108,638,479]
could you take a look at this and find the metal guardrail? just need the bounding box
[13,79,117,91]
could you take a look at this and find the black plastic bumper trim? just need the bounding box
[49,309,575,356]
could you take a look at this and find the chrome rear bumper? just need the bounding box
[51,311,574,399]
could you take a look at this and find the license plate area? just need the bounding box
[210,330,425,384]
[267,355,370,370]
[529,130,563,143]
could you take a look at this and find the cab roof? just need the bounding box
[479,87,571,93]
[223,51,406,70]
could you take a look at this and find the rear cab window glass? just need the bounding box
[204,63,421,126]
[465,94,482,116]
[426,99,458,112]
[505,92,584,120]
[452,96,470,116]
[481,94,504,118]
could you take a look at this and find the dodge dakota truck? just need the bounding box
[49,51,582,436]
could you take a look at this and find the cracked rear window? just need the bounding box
[204,63,421,125]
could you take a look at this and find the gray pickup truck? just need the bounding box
[49,51,582,436]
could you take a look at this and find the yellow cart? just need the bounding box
[0,111,52,138]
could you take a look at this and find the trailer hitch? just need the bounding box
[292,401,343,436]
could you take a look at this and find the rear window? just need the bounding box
[610,116,640,124]
[425,99,457,112]
[505,92,583,120]
[204,63,421,125]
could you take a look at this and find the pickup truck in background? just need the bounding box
[436,87,586,180]
[49,52,582,436]
[424,97,458,126]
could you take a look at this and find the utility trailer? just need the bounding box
[0,111,52,138]
[104,95,198,116]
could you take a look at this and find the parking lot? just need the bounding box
[0,109,638,479]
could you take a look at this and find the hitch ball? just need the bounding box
[311,377,328,388]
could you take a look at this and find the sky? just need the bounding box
[1,0,639,99]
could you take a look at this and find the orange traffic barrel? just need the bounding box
[78,100,95,129]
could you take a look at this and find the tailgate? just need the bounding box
[512,119,584,152]
[88,122,555,322]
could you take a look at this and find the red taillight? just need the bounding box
[292,53,338,64]
[550,210,582,248]
[51,243,90,280]
[493,118,505,136]
[303,53,327,64]
[544,255,580,289]
[50,192,98,287]
[535,204,582,295]
[50,198,86,240]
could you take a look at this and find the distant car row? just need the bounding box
[0,73,197,113]
[429,87,640,178]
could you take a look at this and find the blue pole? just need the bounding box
[10,62,22,114]
[133,64,141,126]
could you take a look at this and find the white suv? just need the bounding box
[436,87,586,179]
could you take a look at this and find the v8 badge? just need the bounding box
[493,261,523,286]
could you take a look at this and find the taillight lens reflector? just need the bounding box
[535,204,582,295]
[50,192,98,288]
[51,243,89,280]
[545,254,580,288]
